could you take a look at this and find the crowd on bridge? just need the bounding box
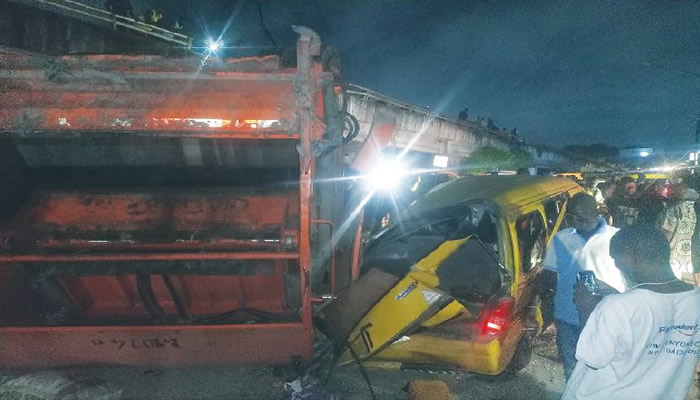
[456,107,525,144]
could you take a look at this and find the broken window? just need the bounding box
[361,202,504,300]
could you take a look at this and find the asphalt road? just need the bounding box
[3,327,698,399]
[61,352,564,400]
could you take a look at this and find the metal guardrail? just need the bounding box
[347,84,435,117]
[23,0,193,47]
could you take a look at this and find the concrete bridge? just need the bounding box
[346,84,576,171]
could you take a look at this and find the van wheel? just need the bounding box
[475,337,532,382]
[509,336,533,371]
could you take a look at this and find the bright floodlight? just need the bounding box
[206,39,222,52]
[368,160,405,191]
[639,151,650,157]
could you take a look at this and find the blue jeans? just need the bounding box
[554,320,582,381]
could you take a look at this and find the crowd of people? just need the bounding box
[587,172,699,285]
[540,170,699,399]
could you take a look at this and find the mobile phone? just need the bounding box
[577,271,600,296]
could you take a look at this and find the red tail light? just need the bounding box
[480,297,515,337]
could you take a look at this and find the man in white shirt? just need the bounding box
[563,225,700,400]
[542,193,624,380]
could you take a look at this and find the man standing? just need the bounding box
[563,225,700,400]
[542,193,623,380]
[607,176,640,228]
[457,108,468,121]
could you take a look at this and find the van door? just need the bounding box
[514,210,547,331]
[543,193,570,244]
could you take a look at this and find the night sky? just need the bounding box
[115,1,700,151]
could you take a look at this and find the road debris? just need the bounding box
[284,377,340,400]
[0,372,122,400]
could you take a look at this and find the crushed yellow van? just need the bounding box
[318,176,582,376]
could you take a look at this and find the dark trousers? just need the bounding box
[554,319,582,381]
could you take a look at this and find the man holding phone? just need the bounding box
[541,193,623,380]
[563,225,699,400]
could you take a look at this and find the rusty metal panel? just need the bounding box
[60,268,289,317]
[0,189,298,253]
[12,137,300,168]
[0,50,298,135]
[0,323,313,368]
[56,53,284,72]
[12,191,293,231]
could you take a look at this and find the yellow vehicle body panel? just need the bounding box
[554,172,583,181]
[627,173,669,180]
[414,237,471,273]
[367,333,502,374]
[421,300,467,328]
[368,317,527,375]
[410,176,581,217]
[342,238,470,363]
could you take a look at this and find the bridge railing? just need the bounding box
[16,0,192,47]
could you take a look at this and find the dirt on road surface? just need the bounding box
[1,327,697,399]
[20,353,560,400]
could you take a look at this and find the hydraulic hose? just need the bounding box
[161,274,188,321]
[136,274,165,320]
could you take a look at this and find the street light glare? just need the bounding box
[368,160,406,191]
[206,39,222,52]
[639,151,650,157]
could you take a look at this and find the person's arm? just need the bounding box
[537,235,562,295]
[542,235,562,272]
[576,298,631,369]
[693,232,700,286]
[657,205,676,241]
[693,201,700,286]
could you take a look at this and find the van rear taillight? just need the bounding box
[480,297,515,337]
